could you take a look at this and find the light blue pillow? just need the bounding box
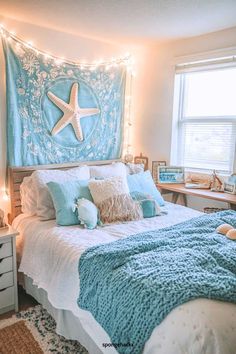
[47,180,93,226]
[74,198,101,229]
[130,191,160,218]
[127,171,165,206]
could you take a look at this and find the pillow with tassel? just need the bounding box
[88,176,143,224]
[130,191,161,218]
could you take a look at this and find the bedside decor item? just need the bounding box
[134,153,149,171]
[152,161,166,184]
[210,170,224,192]
[224,174,236,195]
[158,166,185,184]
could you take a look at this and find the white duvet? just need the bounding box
[13,203,236,354]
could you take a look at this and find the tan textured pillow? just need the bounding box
[88,176,142,224]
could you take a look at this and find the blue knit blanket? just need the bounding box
[78,211,236,354]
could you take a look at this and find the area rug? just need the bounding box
[0,305,88,354]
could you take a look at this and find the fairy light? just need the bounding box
[0,187,9,202]
[0,25,135,157]
[0,26,132,68]
[2,193,9,202]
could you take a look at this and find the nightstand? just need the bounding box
[0,226,19,315]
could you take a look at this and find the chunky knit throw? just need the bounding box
[78,211,236,354]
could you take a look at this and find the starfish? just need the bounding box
[47,83,100,141]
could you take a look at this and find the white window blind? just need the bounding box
[172,62,236,173]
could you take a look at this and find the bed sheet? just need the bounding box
[13,203,236,354]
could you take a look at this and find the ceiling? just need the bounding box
[1,0,236,44]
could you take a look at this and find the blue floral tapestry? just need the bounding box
[2,37,126,166]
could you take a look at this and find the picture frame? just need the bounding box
[134,153,148,171]
[223,182,236,195]
[157,166,185,184]
[152,161,166,184]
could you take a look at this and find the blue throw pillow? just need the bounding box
[127,171,165,206]
[130,191,160,218]
[47,180,93,226]
[74,198,101,229]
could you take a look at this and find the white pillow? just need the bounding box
[32,165,90,220]
[88,176,142,224]
[20,176,37,216]
[90,162,127,179]
[126,163,144,175]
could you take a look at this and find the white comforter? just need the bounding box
[13,203,236,354]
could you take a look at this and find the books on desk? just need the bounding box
[185,183,210,189]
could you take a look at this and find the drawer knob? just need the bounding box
[0,287,6,292]
[0,258,3,263]
[0,244,3,249]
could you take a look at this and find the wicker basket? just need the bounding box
[204,207,227,214]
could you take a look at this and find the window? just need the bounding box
[171,61,236,173]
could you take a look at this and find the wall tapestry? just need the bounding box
[2,34,127,166]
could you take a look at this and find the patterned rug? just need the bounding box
[0,305,88,354]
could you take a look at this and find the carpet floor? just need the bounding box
[0,305,88,354]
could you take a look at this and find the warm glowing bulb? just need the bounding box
[2,194,9,202]
[55,59,62,65]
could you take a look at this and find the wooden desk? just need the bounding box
[157,183,236,210]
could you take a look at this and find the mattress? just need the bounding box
[13,203,236,354]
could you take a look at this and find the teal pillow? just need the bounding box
[131,191,160,218]
[127,171,165,206]
[47,180,93,226]
[74,198,101,229]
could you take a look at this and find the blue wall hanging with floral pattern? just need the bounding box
[2,34,126,166]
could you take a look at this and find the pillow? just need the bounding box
[47,180,92,226]
[127,170,165,206]
[88,176,142,224]
[130,191,161,218]
[32,165,90,220]
[74,198,101,229]
[20,176,37,215]
[126,163,144,175]
[90,162,127,179]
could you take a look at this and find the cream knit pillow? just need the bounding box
[88,176,142,224]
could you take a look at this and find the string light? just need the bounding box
[0,187,9,202]
[0,25,133,70]
[0,24,135,156]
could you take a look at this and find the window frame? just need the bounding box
[171,66,236,174]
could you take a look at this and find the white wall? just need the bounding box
[133,26,236,210]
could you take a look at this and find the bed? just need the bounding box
[9,162,236,354]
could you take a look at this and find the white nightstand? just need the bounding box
[0,226,19,315]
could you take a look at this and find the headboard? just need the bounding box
[8,159,122,224]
